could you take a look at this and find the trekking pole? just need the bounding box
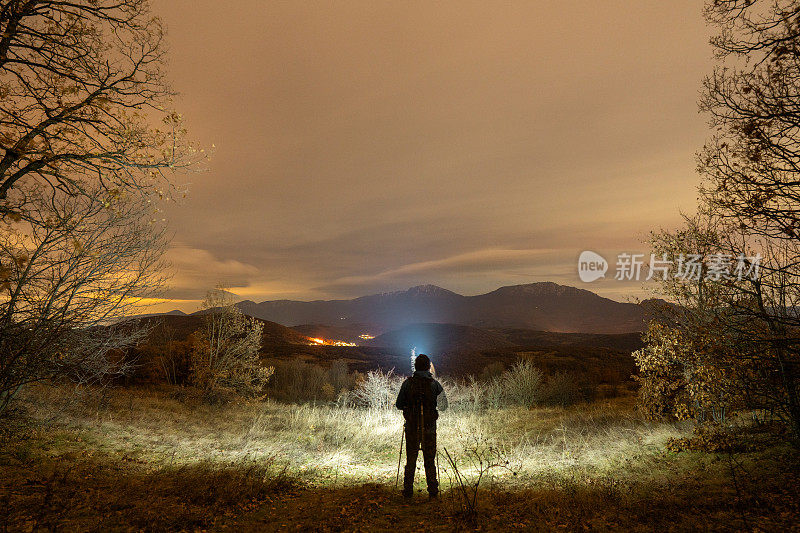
[436,447,440,489]
[395,423,405,489]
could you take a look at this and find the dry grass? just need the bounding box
[9,384,683,484]
[1,384,798,531]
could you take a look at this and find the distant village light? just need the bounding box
[307,337,356,347]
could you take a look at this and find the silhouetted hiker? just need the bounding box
[395,353,448,499]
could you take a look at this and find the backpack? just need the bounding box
[406,375,438,435]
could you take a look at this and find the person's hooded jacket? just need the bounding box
[395,370,448,413]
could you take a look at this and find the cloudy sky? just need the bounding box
[152,1,713,312]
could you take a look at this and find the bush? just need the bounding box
[261,358,600,411]
[263,360,361,404]
[350,370,401,410]
[445,362,603,411]
[540,371,588,407]
[327,360,353,395]
[478,361,506,382]
[501,360,543,408]
[445,360,542,411]
[440,377,481,412]
[125,340,193,386]
[266,360,328,403]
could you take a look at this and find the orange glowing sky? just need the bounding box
[152,1,713,312]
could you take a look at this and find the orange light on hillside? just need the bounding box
[307,337,357,347]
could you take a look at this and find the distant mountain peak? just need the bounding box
[404,284,459,297]
[492,282,592,297]
[364,284,461,299]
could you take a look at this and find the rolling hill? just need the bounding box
[364,322,640,377]
[134,314,312,348]
[367,323,515,356]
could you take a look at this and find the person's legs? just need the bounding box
[421,429,438,497]
[403,427,419,497]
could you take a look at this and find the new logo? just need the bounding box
[578,251,607,282]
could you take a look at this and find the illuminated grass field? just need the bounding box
[1,385,798,531]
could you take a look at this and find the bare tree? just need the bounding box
[0,1,201,412]
[151,320,180,385]
[0,0,200,209]
[0,183,168,414]
[190,288,272,397]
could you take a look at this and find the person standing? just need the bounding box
[395,354,447,498]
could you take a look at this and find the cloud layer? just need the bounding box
[151,1,713,311]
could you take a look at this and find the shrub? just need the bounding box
[327,360,353,393]
[440,377,481,412]
[501,360,543,408]
[350,370,401,410]
[540,371,586,407]
[266,360,328,403]
[446,363,601,411]
[128,339,194,386]
[321,383,336,401]
[479,361,506,382]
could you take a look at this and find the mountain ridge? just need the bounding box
[227,282,647,334]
